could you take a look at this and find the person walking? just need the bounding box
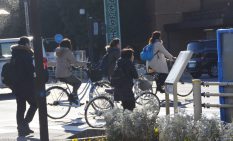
[55,38,86,103]
[146,31,175,93]
[11,37,37,137]
[102,38,121,79]
[111,48,139,111]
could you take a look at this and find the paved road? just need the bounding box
[0,76,221,140]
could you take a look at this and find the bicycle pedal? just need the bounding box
[80,103,85,106]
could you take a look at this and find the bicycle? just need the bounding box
[135,62,193,97]
[46,65,111,119]
[167,60,193,97]
[84,81,161,128]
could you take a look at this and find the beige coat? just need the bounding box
[55,47,85,78]
[146,41,173,74]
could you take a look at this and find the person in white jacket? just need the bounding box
[146,31,175,93]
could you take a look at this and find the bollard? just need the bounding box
[165,92,170,115]
[193,79,202,121]
[173,83,178,114]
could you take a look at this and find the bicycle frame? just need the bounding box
[62,78,96,102]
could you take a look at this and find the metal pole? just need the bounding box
[203,103,233,108]
[203,82,233,86]
[173,83,178,114]
[29,0,49,140]
[88,16,93,62]
[193,79,202,121]
[204,93,233,97]
[165,91,170,115]
[23,0,30,35]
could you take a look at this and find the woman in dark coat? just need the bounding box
[105,38,121,78]
[112,48,138,111]
[11,37,37,137]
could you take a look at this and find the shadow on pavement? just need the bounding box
[0,93,15,101]
[17,136,40,141]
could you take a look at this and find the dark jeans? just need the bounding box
[122,100,135,111]
[155,73,168,92]
[15,90,37,128]
[59,75,82,94]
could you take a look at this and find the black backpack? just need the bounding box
[99,53,109,76]
[1,60,15,88]
[110,66,126,87]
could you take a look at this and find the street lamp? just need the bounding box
[0,9,10,15]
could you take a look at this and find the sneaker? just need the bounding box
[157,88,165,93]
[72,94,79,100]
[18,131,30,137]
[25,124,34,134]
[69,94,80,105]
[18,125,33,137]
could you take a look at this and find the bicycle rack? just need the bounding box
[193,79,233,121]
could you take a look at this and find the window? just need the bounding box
[0,42,17,58]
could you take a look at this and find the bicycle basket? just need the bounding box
[87,68,103,82]
[138,79,152,91]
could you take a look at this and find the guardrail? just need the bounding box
[193,79,233,121]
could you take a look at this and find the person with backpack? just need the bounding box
[55,38,86,103]
[101,38,121,79]
[142,31,175,93]
[10,37,37,137]
[111,48,139,111]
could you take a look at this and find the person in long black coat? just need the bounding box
[11,37,37,137]
[113,48,138,111]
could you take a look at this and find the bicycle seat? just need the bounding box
[105,88,114,94]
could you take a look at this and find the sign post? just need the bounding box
[165,51,193,114]
[217,29,233,123]
[104,0,121,44]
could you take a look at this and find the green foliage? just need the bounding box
[105,102,160,141]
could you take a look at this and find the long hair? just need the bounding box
[149,31,161,44]
[110,38,120,48]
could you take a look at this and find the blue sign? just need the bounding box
[54,34,63,44]
[217,28,233,122]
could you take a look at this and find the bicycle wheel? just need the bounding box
[133,81,155,97]
[92,81,111,97]
[46,86,71,119]
[135,92,160,115]
[177,72,193,97]
[85,96,114,128]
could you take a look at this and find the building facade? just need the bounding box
[146,0,233,55]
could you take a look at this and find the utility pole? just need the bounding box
[29,0,49,140]
[23,0,30,35]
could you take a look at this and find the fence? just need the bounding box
[193,79,233,121]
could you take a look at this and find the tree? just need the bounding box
[0,0,25,38]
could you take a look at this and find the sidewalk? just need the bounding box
[0,76,220,140]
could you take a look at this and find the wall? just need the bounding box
[154,0,201,30]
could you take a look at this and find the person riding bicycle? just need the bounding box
[55,38,86,101]
[102,38,121,79]
[146,31,175,93]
